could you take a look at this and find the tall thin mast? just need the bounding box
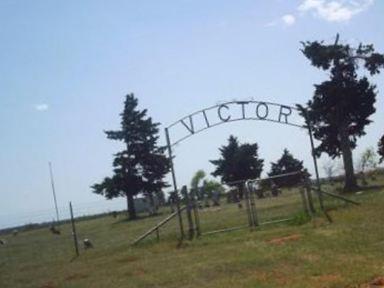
[49,162,60,223]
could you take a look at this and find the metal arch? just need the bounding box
[165,100,306,147]
[163,100,326,243]
[171,118,306,147]
[166,100,300,129]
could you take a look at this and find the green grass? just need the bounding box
[1,178,384,288]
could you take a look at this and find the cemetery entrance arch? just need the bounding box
[164,100,323,239]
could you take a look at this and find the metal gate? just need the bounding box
[183,171,315,237]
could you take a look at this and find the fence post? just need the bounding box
[243,182,254,228]
[156,228,160,241]
[304,177,316,214]
[299,186,310,216]
[247,181,259,227]
[248,183,259,227]
[69,202,79,257]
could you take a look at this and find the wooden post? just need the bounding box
[299,186,310,216]
[304,177,316,214]
[190,187,201,237]
[69,202,79,257]
[156,228,160,241]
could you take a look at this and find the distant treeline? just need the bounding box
[0,209,126,236]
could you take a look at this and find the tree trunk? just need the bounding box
[237,184,244,200]
[126,193,137,220]
[339,125,359,192]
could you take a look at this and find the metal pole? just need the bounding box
[243,183,253,228]
[300,108,325,211]
[49,162,60,223]
[247,181,259,227]
[69,202,79,257]
[306,122,325,211]
[165,128,185,241]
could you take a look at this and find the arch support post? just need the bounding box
[306,123,323,208]
[165,128,185,241]
[304,117,333,223]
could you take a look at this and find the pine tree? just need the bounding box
[300,35,384,192]
[210,136,239,184]
[92,94,170,219]
[210,135,264,194]
[268,149,304,187]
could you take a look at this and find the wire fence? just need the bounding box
[1,172,383,281]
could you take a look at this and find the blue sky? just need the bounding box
[0,0,383,228]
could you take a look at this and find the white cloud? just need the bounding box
[34,103,49,111]
[282,14,296,26]
[298,0,374,22]
[265,14,296,27]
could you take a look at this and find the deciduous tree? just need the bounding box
[358,147,378,185]
[378,135,384,163]
[323,159,336,184]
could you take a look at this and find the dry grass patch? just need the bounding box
[266,234,301,245]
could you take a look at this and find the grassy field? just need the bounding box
[1,178,384,288]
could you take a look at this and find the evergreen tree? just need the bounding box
[210,136,239,184]
[300,35,384,192]
[210,135,264,195]
[92,94,170,219]
[378,135,384,163]
[268,149,305,187]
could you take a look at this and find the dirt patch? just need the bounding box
[40,282,56,288]
[117,255,139,263]
[273,271,291,285]
[360,276,384,287]
[65,273,88,281]
[267,234,301,245]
